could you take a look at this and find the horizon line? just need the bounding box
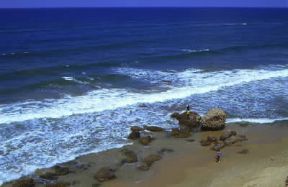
[0,6,287,9]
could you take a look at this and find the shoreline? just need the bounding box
[3,119,288,187]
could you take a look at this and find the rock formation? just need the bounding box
[201,108,227,131]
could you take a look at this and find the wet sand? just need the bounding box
[4,122,288,187]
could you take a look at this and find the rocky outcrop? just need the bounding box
[130,126,144,132]
[139,135,152,145]
[94,167,116,182]
[143,125,164,132]
[201,108,227,131]
[12,178,35,187]
[121,149,138,163]
[171,111,202,129]
[171,127,191,138]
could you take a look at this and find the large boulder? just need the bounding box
[12,178,35,187]
[171,127,191,138]
[94,167,116,182]
[201,108,227,131]
[171,111,201,129]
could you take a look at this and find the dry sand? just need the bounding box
[4,123,288,187]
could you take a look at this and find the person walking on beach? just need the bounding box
[215,149,223,163]
[186,105,190,119]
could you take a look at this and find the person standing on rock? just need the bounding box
[186,105,190,119]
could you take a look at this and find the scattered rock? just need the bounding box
[200,136,218,146]
[285,176,288,187]
[186,138,195,142]
[158,148,174,154]
[224,135,248,145]
[94,167,116,182]
[12,178,35,187]
[139,135,152,145]
[144,125,164,132]
[171,127,191,138]
[237,149,249,154]
[53,166,70,176]
[45,183,70,187]
[121,149,138,163]
[211,142,226,151]
[137,163,150,171]
[201,108,227,131]
[219,131,235,141]
[143,154,162,167]
[128,131,140,140]
[37,165,70,180]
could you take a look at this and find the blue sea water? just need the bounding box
[0,8,288,183]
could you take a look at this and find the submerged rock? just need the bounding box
[144,125,164,132]
[94,167,116,182]
[201,108,227,131]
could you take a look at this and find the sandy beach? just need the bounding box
[4,120,288,187]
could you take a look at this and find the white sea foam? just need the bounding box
[227,117,288,124]
[1,67,288,124]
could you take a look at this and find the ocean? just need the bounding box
[0,8,288,183]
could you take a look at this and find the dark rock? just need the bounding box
[211,142,226,151]
[45,183,70,187]
[237,149,249,154]
[94,167,116,182]
[186,139,195,142]
[128,131,140,140]
[158,148,174,154]
[37,166,69,180]
[171,127,191,138]
[171,111,201,129]
[139,135,152,146]
[92,184,101,187]
[171,112,180,119]
[12,178,35,187]
[130,126,144,132]
[39,172,58,180]
[224,135,248,145]
[143,154,162,167]
[121,149,138,163]
[137,163,150,171]
[200,136,218,146]
[144,125,164,132]
[219,131,234,141]
[285,176,288,187]
[201,108,227,131]
[53,166,70,176]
